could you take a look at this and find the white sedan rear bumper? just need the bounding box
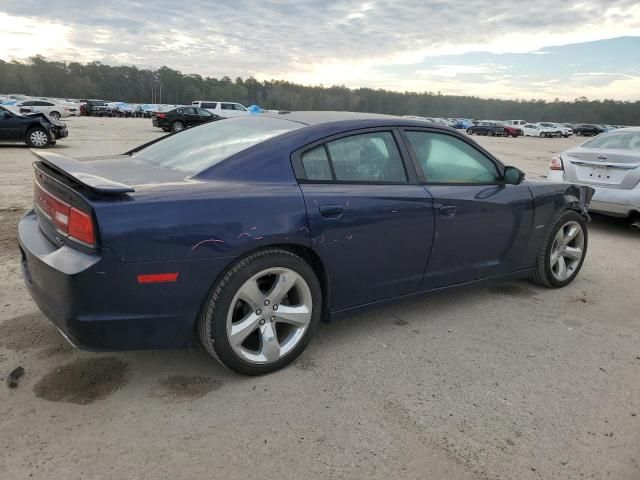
[545,170,640,217]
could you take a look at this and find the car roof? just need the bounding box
[261,110,452,129]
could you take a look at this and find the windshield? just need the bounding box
[132,116,302,174]
[582,131,640,151]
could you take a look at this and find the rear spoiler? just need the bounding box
[30,150,135,194]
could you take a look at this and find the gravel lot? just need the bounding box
[1,117,638,480]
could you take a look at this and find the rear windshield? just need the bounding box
[582,131,640,151]
[132,117,302,174]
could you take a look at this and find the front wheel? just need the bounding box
[198,249,322,375]
[26,127,51,148]
[466,128,473,135]
[531,210,588,288]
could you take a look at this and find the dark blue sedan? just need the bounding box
[19,112,594,375]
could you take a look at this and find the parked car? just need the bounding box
[13,99,70,120]
[506,120,527,127]
[152,106,221,132]
[501,123,523,138]
[18,112,594,375]
[574,124,606,136]
[82,99,109,117]
[521,124,562,138]
[452,118,474,129]
[191,100,248,118]
[466,121,506,136]
[547,127,640,227]
[0,105,68,147]
[538,122,573,137]
[108,102,135,117]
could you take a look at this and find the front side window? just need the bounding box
[233,104,246,111]
[133,117,302,174]
[197,108,213,116]
[405,131,500,184]
[326,132,407,182]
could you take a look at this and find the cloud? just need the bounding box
[0,1,639,100]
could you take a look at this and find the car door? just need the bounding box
[179,107,197,127]
[0,108,23,140]
[195,108,214,124]
[401,129,534,289]
[293,129,435,311]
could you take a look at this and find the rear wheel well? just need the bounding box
[269,244,331,322]
[195,244,331,339]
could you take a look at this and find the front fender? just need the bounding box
[522,180,595,266]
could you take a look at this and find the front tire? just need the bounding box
[198,249,322,375]
[26,127,51,148]
[531,210,588,288]
[466,128,473,135]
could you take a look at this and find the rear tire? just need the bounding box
[531,210,588,288]
[198,249,322,375]
[171,120,184,132]
[466,128,473,135]
[49,111,61,120]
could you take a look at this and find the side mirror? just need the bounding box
[504,166,525,185]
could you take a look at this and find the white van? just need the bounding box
[191,101,248,118]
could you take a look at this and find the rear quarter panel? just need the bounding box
[93,181,310,263]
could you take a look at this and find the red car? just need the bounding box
[503,125,523,137]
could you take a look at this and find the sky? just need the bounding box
[1,0,640,101]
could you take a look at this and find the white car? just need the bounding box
[506,120,527,127]
[547,127,640,228]
[13,99,71,119]
[538,122,573,137]
[521,123,562,138]
[191,101,248,118]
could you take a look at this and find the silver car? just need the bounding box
[547,128,640,229]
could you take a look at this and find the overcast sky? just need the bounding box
[1,1,639,100]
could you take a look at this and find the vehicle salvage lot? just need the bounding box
[1,117,638,479]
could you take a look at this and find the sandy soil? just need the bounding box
[0,117,638,480]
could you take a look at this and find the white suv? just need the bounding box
[191,101,248,118]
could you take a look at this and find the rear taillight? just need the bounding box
[550,156,564,171]
[156,113,166,118]
[34,180,96,247]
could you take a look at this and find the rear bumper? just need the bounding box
[18,210,226,351]
[544,172,640,216]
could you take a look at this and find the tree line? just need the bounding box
[1,56,639,125]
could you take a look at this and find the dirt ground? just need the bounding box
[0,117,638,480]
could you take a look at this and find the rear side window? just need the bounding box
[201,102,217,109]
[298,132,407,183]
[221,103,232,110]
[327,132,407,182]
[405,131,499,184]
[301,146,333,181]
[133,117,302,174]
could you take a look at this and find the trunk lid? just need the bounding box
[30,151,189,251]
[562,147,640,189]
